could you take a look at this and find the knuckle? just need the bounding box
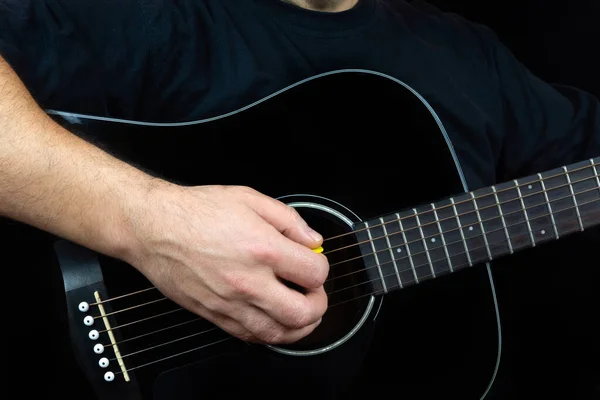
[219,319,255,342]
[234,185,257,196]
[196,295,221,313]
[317,292,328,315]
[247,242,280,266]
[286,299,311,329]
[315,256,330,285]
[306,272,322,289]
[260,327,284,344]
[238,331,256,342]
[249,317,282,344]
[222,272,256,298]
[304,256,329,288]
[285,205,302,224]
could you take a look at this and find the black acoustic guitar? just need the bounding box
[5,70,598,400]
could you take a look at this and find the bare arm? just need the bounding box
[0,55,328,344]
[0,55,151,261]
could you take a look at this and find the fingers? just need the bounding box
[210,315,257,343]
[246,190,323,249]
[245,190,330,289]
[193,290,324,344]
[236,304,322,344]
[253,278,328,329]
[193,290,323,344]
[248,192,329,289]
[274,240,330,289]
[186,299,257,342]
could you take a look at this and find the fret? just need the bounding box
[434,198,471,272]
[470,191,493,259]
[364,222,387,294]
[358,219,409,293]
[514,179,536,246]
[565,160,600,230]
[494,180,533,251]
[431,203,453,273]
[491,185,514,253]
[354,222,386,295]
[381,213,423,287]
[449,197,473,267]
[380,217,403,289]
[538,173,560,239]
[413,208,435,278]
[592,158,600,196]
[397,210,431,283]
[471,186,512,258]
[563,166,584,231]
[590,158,600,230]
[451,193,489,265]
[413,204,453,277]
[540,165,584,236]
[513,175,556,246]
[583,157,600,229]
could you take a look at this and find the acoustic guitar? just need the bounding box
[6,70,598,399]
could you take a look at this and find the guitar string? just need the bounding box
[108,326,219,361]
[87,183,600,325]
[115,337,234,375]
[313,193,599,286]
[322,212,596,307]
[94,195,599,338]
[323,159,599,245]
[90,193,600,337]
[93,176,600,322]
[98,308,184,334]
[327,183,600,270]
[96,203,596,363]
[108,217,593,377]
[93,297,167,320]
[323,169,600,255]
[102,317,204,347]
[88,169,600,307]
[322,205,597,299]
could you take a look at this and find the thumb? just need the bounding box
[247,193,323,249]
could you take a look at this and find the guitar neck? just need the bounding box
[354,157,600,292]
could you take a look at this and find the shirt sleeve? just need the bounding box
[0,0,157,120]
[473,24,600,180]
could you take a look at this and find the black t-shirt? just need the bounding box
[1,0,599,398]
[1,0,598,190]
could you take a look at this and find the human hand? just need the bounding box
[127,184,329,344]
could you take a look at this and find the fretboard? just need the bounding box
[354,157,600,294]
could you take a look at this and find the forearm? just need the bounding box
[0,56,160,261]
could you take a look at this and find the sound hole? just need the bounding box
[274,205,373,353]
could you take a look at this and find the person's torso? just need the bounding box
[135,0,504,188]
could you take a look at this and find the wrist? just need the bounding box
[111,175,177,267]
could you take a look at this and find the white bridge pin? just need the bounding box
[99,357,109,368]
[94,344,105,354]
[104,371,114,382]
[89,330,99,340]
[78,302,89,312]
[83,316,94,326]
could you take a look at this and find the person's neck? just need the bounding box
[281,0,360,12]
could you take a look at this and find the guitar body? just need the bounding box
[3,71,501,399]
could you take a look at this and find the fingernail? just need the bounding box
[306,226,322,242]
